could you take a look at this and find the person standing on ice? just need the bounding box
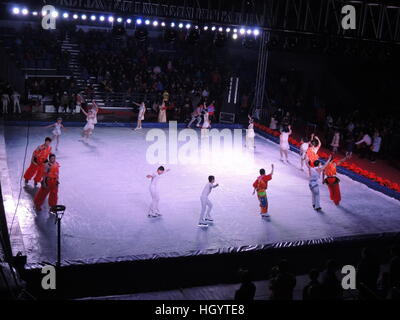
[198,176,219,228]
[146,166,170,218]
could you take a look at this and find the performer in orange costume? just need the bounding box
[306,134,321,168]
[34,153,60,211]
[24,137,52,186]
[322,155,350,206]
[252,164,274,217]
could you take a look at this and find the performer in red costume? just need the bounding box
[322,155,350,206]
[306,134,321,168]
[252,164,274,217]
[24,137,52,187]
[34,154,60,212]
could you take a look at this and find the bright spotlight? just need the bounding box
[51,11,59,18]
[226,28,231,32]
[42,10,46,17]
[117,17,122,23]
[62,12,69,18]
[246,29,252,35]
[185,23,191,29]
[22,8,29,15]
[81,14,87,20]
[233,28,238,33]
[253,29,260,36]
[178,23,183,28]
[239,28,245,35]
[90,15,96,21]
[153,21,158,26]
[203,26,208,31]
[126,18,132,24]
[218,27,223,32]
[232,33,238,40]
[136,18,142,24]
[32,11,38,16]
[194,25,199,29]
[145,19,150,25]
[12,7,20,15]
[73,14,78,20]
[161,22,165,27]
[171,22,175,27]
[211,26,216,31]
[99,16,105,21]
[108,16,114,22]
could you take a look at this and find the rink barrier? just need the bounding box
[4,121,244,129]
[255,128,400,201]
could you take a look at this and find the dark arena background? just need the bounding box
[1,0,400,304]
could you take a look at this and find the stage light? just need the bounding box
[178,23,183,28]
[211,26,216,31]
[99,16,105,21]
[226,28,231,33]
[126,18,132,24]
[239,28,245,35]
[218,27,223,32]
[136,18,142,24]
[81,14,87,20]
[12,7,20,15]
[117,17,122,23]
[203,26,208,31]
[161,22,165,27]
[32,11,38,16]
[108,16,114,22]
[73,14,78,20]
[253,29,260,36]
[233,28,237,33]
[185,23,191,29]
[42,10,46,17]
[22,8,28,15]
[232,33,238,40]
[145,19,150,25]
[246,29,252,35]
[63,12,69,18]
[90,15,96,21]
[153,21,158,26]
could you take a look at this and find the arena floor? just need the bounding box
[4,124,400,264]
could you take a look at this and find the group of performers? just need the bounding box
[23,102,350,227]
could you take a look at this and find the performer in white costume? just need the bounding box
[306,155,332,211]
[279,125,292,163]
[133,101,146,130]
[146,166,170,217]
[80,108,96,143]
[45,117,67,151]
[198,176,219,228]
[246,115,255,149]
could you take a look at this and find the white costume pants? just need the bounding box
[13,101,21,113]
[149,188,160,215]
[309,183,320,208]
[199,196,213,223]
[2,101,8,114]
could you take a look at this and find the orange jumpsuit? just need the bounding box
[34,161,60,210]
[253,174,272,214]
[24,144,52,184]
[324,162,341,205]
[306,147,319,167]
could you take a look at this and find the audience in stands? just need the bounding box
[269,259,297,300]
[234,268,256,301]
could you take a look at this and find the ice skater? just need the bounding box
[133,101,146,130]
[299,137,310,171]
[146,166,170,217]
[252,164,274,217]
[80,107,96,143]
[198,176,219,228]
[279,125,292,163]
[200,105,211,138]
[245,115,255,149]
[24,137,52,187]
[91,100,99,126]
[322,155,350,206]
[187,103,203,128]
[34,153,60,212]
[306,134,321,167]
[307,155,332,211]
[45,118,67,151]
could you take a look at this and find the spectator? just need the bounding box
[269,259,296,300]
[355,131,372,159]
[60,92,70,113]
[302,269,322,300]
[370,130,382,163]
[320,259,343,300]
[2,92,10,114]
[234,269,256,301]
[11,91,21,114]
[357,247,381,299]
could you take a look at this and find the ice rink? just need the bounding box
[4,125,400,264]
